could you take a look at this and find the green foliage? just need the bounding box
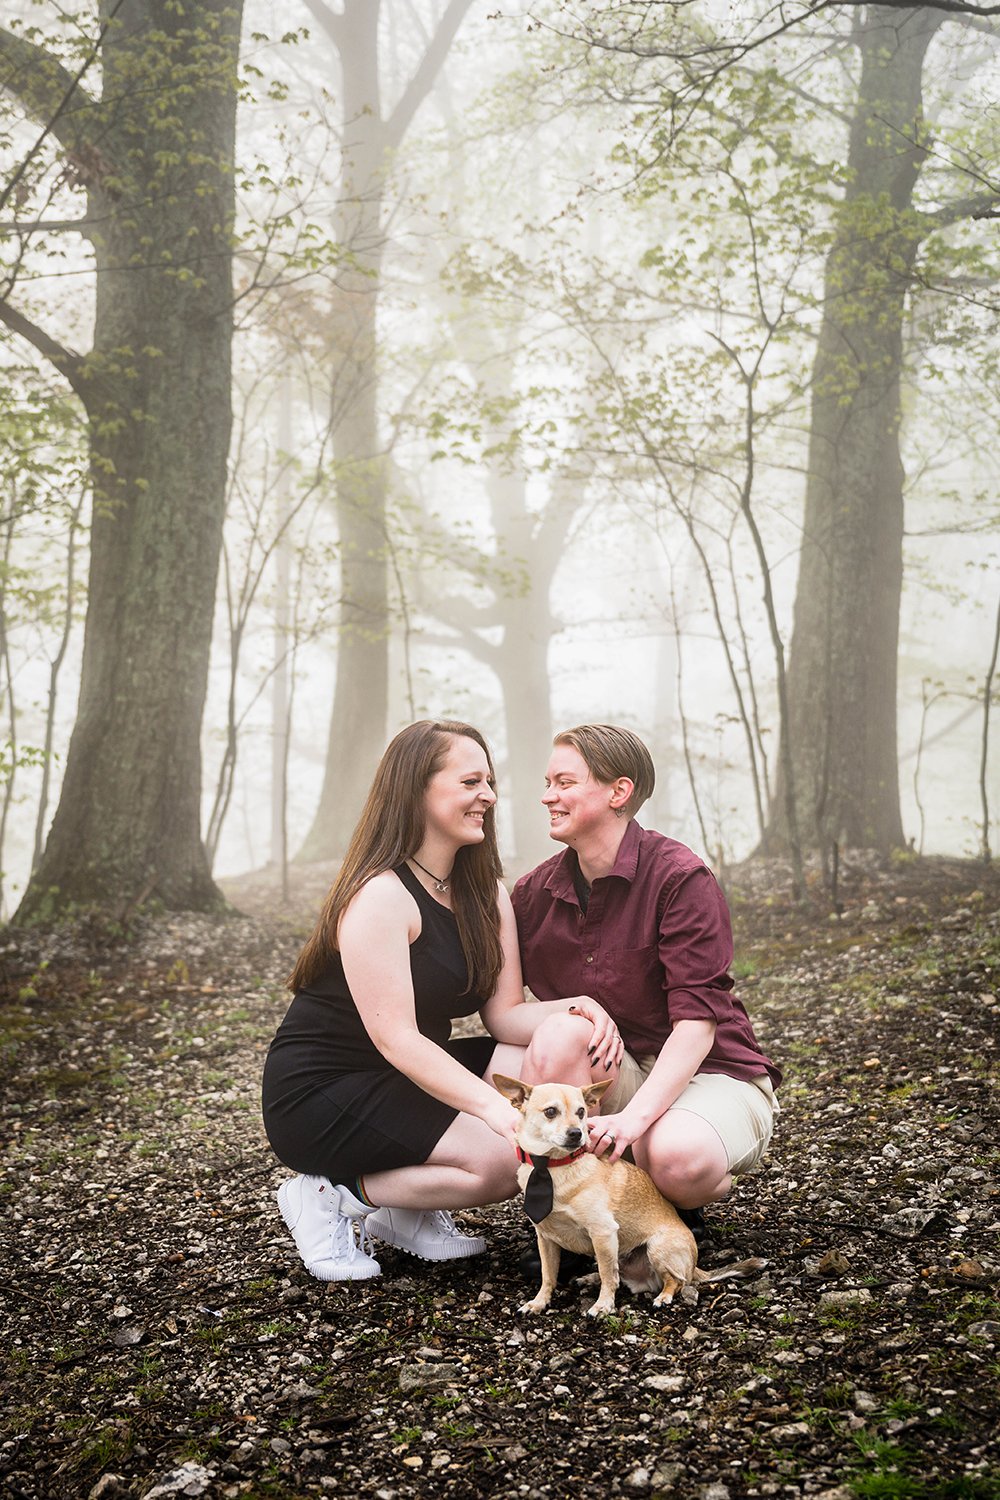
[842,1431,1000,1500]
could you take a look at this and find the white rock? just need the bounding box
[142,1463,214,1499]
[817,1289,873,1310]
[643,1373,688,1393]
[398,1362,464,1391]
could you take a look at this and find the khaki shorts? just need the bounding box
[601,1053,777,1176]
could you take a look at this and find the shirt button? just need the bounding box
[585,955,594,964]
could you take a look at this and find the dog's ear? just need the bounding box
[582,1079,613,1106]
[492,1073,531,1108]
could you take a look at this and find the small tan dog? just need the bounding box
[495,1075,765,1319]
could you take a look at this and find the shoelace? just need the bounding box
[426,1210,461,1237]
[356,1216,378,1259]
[325,1203,372,1264]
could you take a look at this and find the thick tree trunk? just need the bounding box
[766,6,941,854]
[16,0,241,919]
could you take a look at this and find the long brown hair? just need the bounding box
[288,721,504,998]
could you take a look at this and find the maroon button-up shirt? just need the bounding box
[511,819,780,1088]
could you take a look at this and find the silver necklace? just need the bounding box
[410,856,452,893]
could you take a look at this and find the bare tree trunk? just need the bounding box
[980,591,1000,863]
[33,494,85,871]
[271,377,294,883]
[0,509,17,920]
[7,0,243,920]
[297,0,472,860]
[490,481,562,870]
[766,6,942,855]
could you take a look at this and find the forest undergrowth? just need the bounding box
[1,853,998,1500]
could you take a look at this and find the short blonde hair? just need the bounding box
[553,724,655,817]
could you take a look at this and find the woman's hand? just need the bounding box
[566,997,624,1074]
[587,1109,639,1165]
[482,1092,520,1152]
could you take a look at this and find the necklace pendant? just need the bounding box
[410,856,453,893]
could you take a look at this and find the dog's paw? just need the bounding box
[518,1297,551,1315]
[585,1299,616,1318]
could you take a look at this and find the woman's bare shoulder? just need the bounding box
[345,868,415,918]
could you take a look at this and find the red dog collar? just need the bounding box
[516,1146,587,1168]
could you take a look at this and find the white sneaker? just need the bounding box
[366,1206,487,1261]
[276,1176,381,1282]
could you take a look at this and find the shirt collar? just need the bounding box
[544,817,643,904]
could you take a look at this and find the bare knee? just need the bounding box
[643,1146,728,1210]
[522,1014,595,1085]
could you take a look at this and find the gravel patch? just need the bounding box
[1,855,998,1499]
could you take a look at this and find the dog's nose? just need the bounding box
[565,1128,583,1147]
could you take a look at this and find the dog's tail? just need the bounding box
[692,1256,768,1286]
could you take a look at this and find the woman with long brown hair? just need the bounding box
[262,720,621,1282]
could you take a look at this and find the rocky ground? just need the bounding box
[1,854,998,1500]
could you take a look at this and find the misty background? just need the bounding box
[1,0,998,924]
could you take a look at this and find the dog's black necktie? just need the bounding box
[523,1155,553,1223]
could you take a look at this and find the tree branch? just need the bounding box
[415,627,498,664]
[423,589,503,635]
[299,0,344,49]
[0,296,87,400]
[927,189,1000,228]
[419,513,494,578]
[0,2,124,217]
[385,0,472,152]
[0,218,96,237]
[840,0,1000,14]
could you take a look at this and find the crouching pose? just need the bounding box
[512,724,782,1242]
[261,719,616,1282]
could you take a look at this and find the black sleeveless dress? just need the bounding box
[261,864,497,1181]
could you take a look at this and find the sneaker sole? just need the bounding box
[303,1258,381,1282]
[367,1224,487,1261]
[277,1179,381,1281]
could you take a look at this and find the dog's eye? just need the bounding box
[576,1107,586,1119]
[543,1106,559,1120]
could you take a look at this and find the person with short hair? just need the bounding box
[261,720,616,1282]
[512,724,780,1238]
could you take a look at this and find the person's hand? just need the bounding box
[483,1093,521,1152]
[587,1110,637,1165]
[566,998,624,1074]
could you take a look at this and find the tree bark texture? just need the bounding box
[767,5,942,853]
[8,0,242,918]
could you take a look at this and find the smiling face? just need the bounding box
[422,734,497,850]
[541,743,621,848]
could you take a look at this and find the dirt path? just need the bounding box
[1,856,997,1500]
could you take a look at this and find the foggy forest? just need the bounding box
[2,5,999,1500]
[1,0,997,921]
